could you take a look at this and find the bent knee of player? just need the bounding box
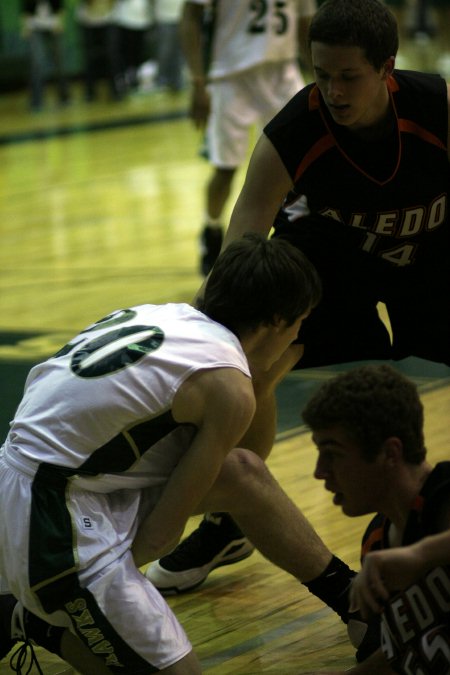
[224,447,269,489]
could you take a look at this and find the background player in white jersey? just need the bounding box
[180,0,315,275]
[302,364,450,674]
[0,235,360,674]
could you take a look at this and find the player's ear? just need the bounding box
[382,56,395,78]
[381,436,403,466]
[269,314,284,330]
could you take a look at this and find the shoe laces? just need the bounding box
[9,640,43,675]
[8,602,43,675]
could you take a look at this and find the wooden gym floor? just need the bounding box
[0,32,449,673]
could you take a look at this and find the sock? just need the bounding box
[303,555,356,623]
[303,557,381,660]
[203,214,222,227]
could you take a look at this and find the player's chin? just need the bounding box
[334,493,354,515]
[341,502,367,518]
[328,106,354,126]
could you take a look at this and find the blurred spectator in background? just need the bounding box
[153,0,185,93]
[112,0,154,95]
[21,0,70,111]
[76,0,121,102]
[385,0,450,78]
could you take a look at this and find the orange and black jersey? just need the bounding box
[360,463,450,673]
[361,462,450,562]
[265,70,450,269]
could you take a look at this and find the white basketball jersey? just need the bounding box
[4,303,250,492]
[192,0,314,78]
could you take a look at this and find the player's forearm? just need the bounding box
[133,523,184,568]
[226,193,274,247]
[180,4,206,82]
[412,531,450,571]
[226,136,293,249]
[132,464,209,566]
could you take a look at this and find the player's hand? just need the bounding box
[190,84,210,129]
[349,547,426,620]
[133,528,183,568]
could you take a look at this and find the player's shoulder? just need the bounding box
[422,462,450,499]
[391,69,449,143]
[265,82,318,144]
[422,462,450,528]
[180,364,255,431]
[391,68,448,101]
[200,365,254,405]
